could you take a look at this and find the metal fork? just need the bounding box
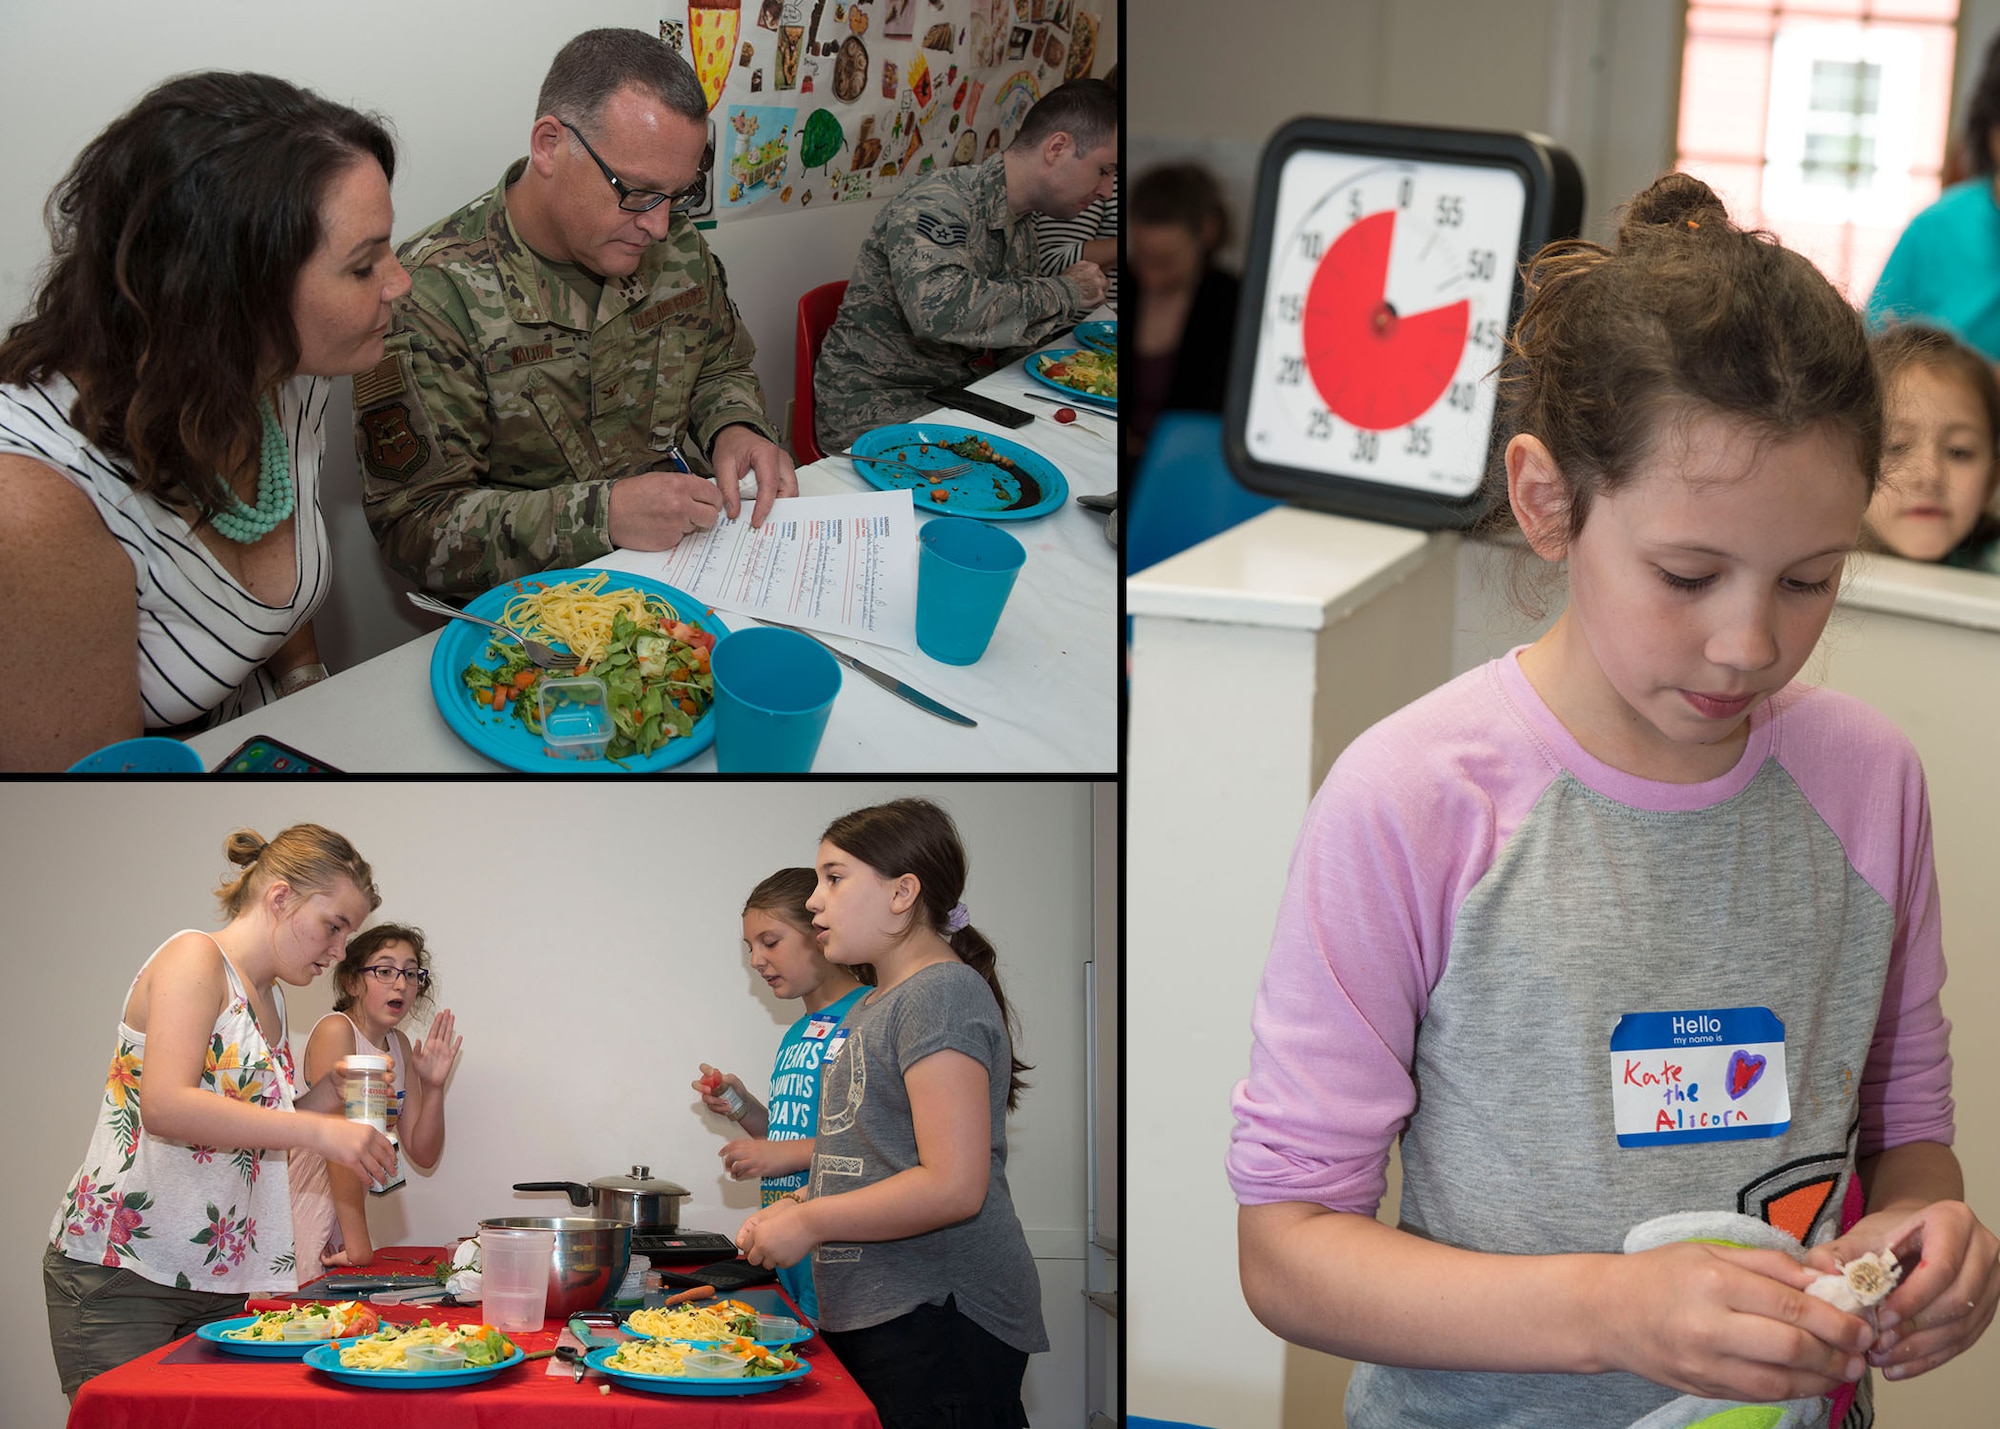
[836,449,975,479]
[405,591,580,670]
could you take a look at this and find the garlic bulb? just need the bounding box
[1804,1250,1901,1313]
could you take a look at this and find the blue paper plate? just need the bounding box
[303,1339,524,1387]
[1026,348,1117,410]
[427,568,726,774]
[585,1344,813,1396]
[621,1317,813,1351]
[1073,320,1117,353]
[196,1314,343,1358]
[848,424,1068,520]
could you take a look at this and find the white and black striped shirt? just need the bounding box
[0,374,331,729]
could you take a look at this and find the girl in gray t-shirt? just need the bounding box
[734,798,1048,1429]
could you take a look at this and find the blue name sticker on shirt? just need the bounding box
[823,1027,852,1062]
[803,1014,838,1040]
[1609,1007,1790,1148]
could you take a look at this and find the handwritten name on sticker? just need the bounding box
[1609,1008,1790,1148]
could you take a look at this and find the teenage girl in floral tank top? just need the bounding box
[43,825,397,1402]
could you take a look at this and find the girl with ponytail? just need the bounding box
[734,798,1047,1429]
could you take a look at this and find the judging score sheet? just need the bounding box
[592,488,919,652]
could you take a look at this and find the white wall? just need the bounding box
[0,0,1117,674]
[0,780,1102,1429]
[1129,0,1683,249]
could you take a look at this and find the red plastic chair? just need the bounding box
[792,280,848,464]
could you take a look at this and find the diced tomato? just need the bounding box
[669,622,696,642]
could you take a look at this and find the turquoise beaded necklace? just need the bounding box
[208,397,293,545]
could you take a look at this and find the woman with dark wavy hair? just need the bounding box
[0,71,410,770]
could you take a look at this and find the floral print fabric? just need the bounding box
[49,934,300,1291]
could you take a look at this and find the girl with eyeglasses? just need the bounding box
[289,925,461,1270]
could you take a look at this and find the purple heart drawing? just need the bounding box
[1726,1049,1767,1100]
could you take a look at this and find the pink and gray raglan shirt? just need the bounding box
[1227,650,1955,1428]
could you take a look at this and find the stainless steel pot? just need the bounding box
[477,1216,632,1318]
[513,1165,689,1230]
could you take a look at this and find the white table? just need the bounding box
[188,338,1117,773]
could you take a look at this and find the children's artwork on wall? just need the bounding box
[689,0,743,110]
[1063,10,1094,78]
[662,0,1099,220]
[723,105,798,210]
[834,34,870,99]
[777,23,805,88]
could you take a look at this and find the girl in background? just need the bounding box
[735,799,1047,1429]
[289,924,461,1269]
[692,867,869,1323]
[1862,324,2000,572]
[45,826,396,1400]
[1230,175,1997,1426]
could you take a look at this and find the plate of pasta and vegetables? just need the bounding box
[429,568,726,773]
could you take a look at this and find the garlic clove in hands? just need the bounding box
[1804,1249,1901,1314]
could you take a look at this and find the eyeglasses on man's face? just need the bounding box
[359,964,430,989]
[559,118,709,214]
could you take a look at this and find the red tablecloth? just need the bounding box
[68,1247,882,1429]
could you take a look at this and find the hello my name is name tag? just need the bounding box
[1609,1007,1790,1148]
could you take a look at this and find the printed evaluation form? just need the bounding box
[593,488,919,652]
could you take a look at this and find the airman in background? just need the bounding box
[812,79,1119,454]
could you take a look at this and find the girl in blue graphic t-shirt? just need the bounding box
[693,867,870,1322]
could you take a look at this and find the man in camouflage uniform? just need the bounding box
[355,28,795,596]
[813,80,1118,453]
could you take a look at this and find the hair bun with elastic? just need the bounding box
[1617,172,1731,247]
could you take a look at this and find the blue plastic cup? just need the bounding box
[66,737,205,774]
[710,626,843,772]
[915,520,1026,665]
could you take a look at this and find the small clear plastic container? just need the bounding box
[403,1343,467,1372]
[537,675,612,760]
[280,1315,338,1341]
[682,1348,750,1378]
[754,1315,802,1342]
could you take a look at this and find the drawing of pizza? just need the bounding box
[689,0,743,113]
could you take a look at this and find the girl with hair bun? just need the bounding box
[1229,175,1997,1425]
[734,798,1046,1429]
[44,825,398,1401]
